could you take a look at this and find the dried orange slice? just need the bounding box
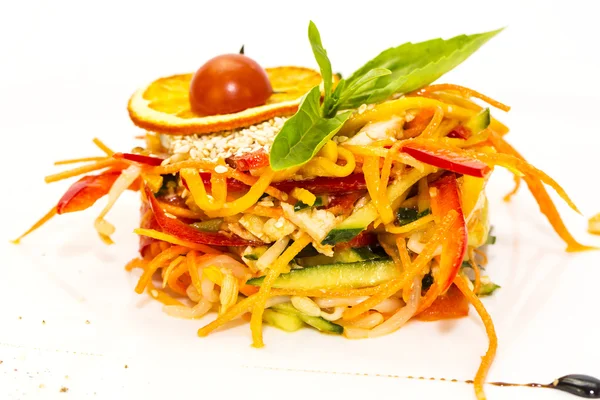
[128,66,322,135]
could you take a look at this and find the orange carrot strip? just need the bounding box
[416,84,510,112]
[147,280,185,307]
[489,132,594,252]
[54,156,108,166]
[135,246,190,294]
[454,275,497,400]
[11,206,57,244]
[93,138,115,156]
[503,173,522,202]
[134,228,221,254]
[45,159,120,183]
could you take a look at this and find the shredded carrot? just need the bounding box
[454,275,497,400]
[343,144,425,171]
[135,245,190,294]
[503,173,522,202]
[250,233,311,347]
[162,256,185,288]
[44,159,120,183]
[363,156,394,224]
[92,138,115,156]
[54,156,108,165]
[415,84,511,112]
[244,205,284,219]
[134,228,221,254]
[11,206,57,244]
[157,201,205,220]
[420,106,444,138]
[380,142,402,196]
[147,280,185,306]
[166,258,190,296]
[343,211,457,321]
[488,132,594,252]
[198,295,258,337]
[187,251,203,294]
[150,160,287,202]
[396,236,412,268]
[125,258,147,271]
[473,248,488,268]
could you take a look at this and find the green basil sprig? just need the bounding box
[269,22,502,171]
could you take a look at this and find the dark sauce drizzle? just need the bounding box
[405,374,600,398]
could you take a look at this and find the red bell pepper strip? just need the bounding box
[113,152,165,166]
[144,186,258,246]
[430,174,468,292]
[416,284,469,321]
[226,149,270,171]
[402,142,490,178]
[272,174,367,194]
[56,170,123,214]
[447,125,471,139]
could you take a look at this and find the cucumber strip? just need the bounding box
[464,108,491,134]
[272,303,343,334]
[247,258,398,290]
[263,309,305,332]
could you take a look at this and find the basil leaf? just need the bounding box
[269,86,352,171]
[308,21,333,115]
[339,29,503,109]
[334,68,391,109]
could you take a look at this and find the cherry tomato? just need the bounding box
[189,54,272,115]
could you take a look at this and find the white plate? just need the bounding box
[1,1,600,399]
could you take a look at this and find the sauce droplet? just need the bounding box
[552,375,600,399]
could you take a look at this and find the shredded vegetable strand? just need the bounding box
[44,158,120,183]
[11,206,57,244]
[166,258,190,296]
[135,246,190,294]
[206,169,276,218]
[503,173,522,202]
[198,295,257,337]
[420,106,444,138]
[181,168,224,212]
[454,275,497,400]
[363,156,394,224]
[134,228,221,254]
[250,233,311,347]
[187,251,203,294]
[147,280,185,306]
[385,214,434,234]
[488,132,593,252]
[343,211,457,320]
[92,138,115,156]
[416,84,511,112]
[54,156,108,165]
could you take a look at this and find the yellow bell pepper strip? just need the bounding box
[488,132,594,252]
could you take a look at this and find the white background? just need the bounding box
[1,1,599,399]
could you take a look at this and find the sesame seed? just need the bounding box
[160,117,288,163]
[358,104,368,114]
[214,165,228,174]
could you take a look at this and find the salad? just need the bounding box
[14,22,593,400]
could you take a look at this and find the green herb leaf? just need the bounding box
[294,196,323,212]
[334,68,391,110]
[308,21,333,115]
[339,29,503,109]
[269,86,352,171]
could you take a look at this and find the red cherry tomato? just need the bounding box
[189,54,272,115]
